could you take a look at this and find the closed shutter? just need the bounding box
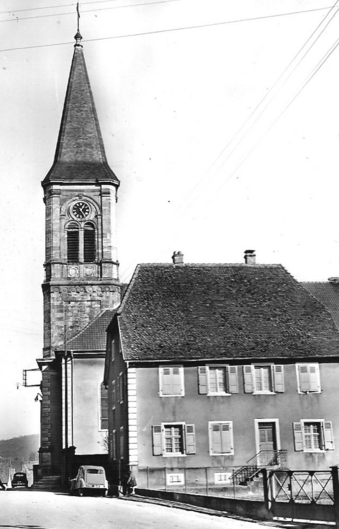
[185,424,196,454]
[210,423,222,454]
[228,366,239,393]
[298,365,310,392]
[152,425,163,455]
[198,366,208,394]
[309,365,320,392]
[172,367,183,395]
[293,422,304,451]
[161,368,173,395]
[243,366,253,393]
[274,365,285,392]
[221,423,232,453]
[324,422,335,450]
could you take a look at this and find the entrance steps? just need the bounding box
[31,475,63,491]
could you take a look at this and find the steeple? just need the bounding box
[42,31,119,187]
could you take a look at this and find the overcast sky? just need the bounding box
[1,0,339,440]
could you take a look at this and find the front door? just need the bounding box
[258,422,277,466]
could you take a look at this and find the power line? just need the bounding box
[0,0,181,23]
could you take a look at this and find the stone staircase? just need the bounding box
[31,475,64,491]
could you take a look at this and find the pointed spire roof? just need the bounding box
[42,34,119,187]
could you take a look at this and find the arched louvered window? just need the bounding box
[67,222,79,263]
[84,222,96,263]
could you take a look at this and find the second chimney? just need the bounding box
[244,250,256,265]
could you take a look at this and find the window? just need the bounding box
[209,422,234,455]
[112,429,117,460]
[243,365,284,394]
[152,423,196,456]
[119,372,124,403]
[84,222,96,262]
[296,364,321,393]
[67,223,79,262]
[99,383,108,430]
[293,420,334,452]
[120,427,124,459]
[198,366,239,395]
[111,339,115,362]
[159,366,184,396]
[112,380,116,404]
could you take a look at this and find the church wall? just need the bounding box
[72,356,108,455]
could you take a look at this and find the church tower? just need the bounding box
[37,31,120,479]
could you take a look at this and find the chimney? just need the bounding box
[172,251,184,265]
[244,249,256,265]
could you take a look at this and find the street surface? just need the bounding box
[0,490,273,529]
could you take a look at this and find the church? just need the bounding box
[35,30,121,485]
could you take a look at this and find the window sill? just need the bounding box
[253,391,276,395]
[207,393,231,397]
[210,452,234,456]
[159,394,185,398]
[163,453,187,457]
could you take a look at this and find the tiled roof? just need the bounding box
[42,44,119,187]
[302,282,339,330]
[117,264,339,362]
[64,309,116,351]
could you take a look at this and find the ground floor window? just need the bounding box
[293,420,334,452]
[152,423,196,456]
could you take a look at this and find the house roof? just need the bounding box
[302,281,339,330]
[116,263,339,362]
[60,309,116,352]
[42,37,119,187]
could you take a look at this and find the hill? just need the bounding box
[0,434,39,463]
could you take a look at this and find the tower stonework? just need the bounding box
[37,33,120,477]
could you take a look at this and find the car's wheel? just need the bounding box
[78,488,83,497]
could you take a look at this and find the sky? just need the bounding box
[1,0,339,440]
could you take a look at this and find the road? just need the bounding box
[0,490,276,529]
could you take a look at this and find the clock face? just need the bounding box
[72,201,90,219]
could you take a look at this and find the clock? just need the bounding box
[72,201,90,219]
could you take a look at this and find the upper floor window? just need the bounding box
[99,383,108,430]
[198,365,239,395]
[243,364,284,394]
[296,364,321,393]
[159,366,184,397]
[67,222,79,263]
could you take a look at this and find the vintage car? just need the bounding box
[12,472,28,488]
[70,465,108,497]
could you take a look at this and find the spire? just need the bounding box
[42,20,119,187]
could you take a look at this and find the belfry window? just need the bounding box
[67,222,79,263]
[84,223,96,262]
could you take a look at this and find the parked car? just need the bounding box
[12,472,28,488]
[70,465,108,497]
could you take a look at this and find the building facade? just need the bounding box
[104,252,339,489]
[36,32,120,480]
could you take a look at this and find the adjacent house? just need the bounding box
[104,251,339,489]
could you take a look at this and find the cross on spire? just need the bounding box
[74,2,82,47]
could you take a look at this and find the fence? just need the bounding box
[135,466,339,524]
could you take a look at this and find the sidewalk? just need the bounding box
[120,493,335,529]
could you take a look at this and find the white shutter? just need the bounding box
[228,366,239,393]
[185,424,196,454]
[298,365,310,392]
[293,422,304,451]
[198,366,208,394]
[152,425,163,455]
[309,365,320,392]
[172,367,183,395]
[210,423,222,454]
[243,365,253,393]
[221,423,233,453]
[324,421,335,450]
[161,367,173,395]
[274,365,285,392]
